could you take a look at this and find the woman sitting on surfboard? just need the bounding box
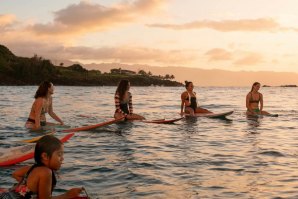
[0,135,82,199]
[114,79,145,120]
[181,81,213,116]
[25,81,64,129]
[246,82,269,115]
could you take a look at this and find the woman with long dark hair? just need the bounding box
[246,82,269,115]
[114,80,145,120]
[25,81,64,129]
[180,81,212,116]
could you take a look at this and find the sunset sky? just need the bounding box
[1,0,298,73]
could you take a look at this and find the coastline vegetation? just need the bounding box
[0,44,182,86]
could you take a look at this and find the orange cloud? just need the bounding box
[29,0,167,36]
[233,53,263,66]
[63,46,196,65]
[204,48,264,67]
[3,41,196,65]
[0,14,16,28]
[148,18,283,32]
[205,48,232,61]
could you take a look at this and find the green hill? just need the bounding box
[0,44,182,86]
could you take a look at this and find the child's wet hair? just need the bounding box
[34,135,62,165]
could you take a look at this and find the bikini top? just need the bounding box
[249,92,260,103]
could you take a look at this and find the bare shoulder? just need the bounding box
[34,97,44,105]
[181,91,187,97]
[33,166,52,178]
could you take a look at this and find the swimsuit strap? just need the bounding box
[19,165,36,185]
[187,92,191,104]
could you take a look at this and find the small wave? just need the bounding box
[90,167,114,173]
[208,160,232,166]
[208,186,225,189]
[209,167,244,172]
[259,151,285,157]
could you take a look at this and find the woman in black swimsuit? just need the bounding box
[180,81,212,116]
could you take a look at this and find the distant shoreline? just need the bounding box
[263,85,297,87]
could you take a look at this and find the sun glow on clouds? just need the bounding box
[0,14,16,28]
[1,0,298,74]
[28,0,167,36]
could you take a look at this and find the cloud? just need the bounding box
[233,52,263,66]
[29,0,167,36]
[205,48,232,61]
[147,18,285,32]
[204,48,264,66]
[0,14,17,28]
[3,41,196,65]
[62,46,197,65]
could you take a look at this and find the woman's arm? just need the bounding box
[12,166,31,182]
[260,93,264,111]
[48,97,63,125]
[180,93,186,114]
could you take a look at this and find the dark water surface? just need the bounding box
[0,86,298,198]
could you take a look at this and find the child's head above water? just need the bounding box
[34,135,64,170]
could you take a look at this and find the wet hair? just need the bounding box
[34,135,62,166]
[184,81,193,89]
[34,135,61,191]
[34,81,52,99]
[250,82,260,92]
[116,79,130,101]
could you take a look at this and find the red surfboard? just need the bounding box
[141,117,184,124]
[0,133,74,167]
[62,117,125,132]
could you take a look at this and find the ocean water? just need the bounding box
[0,86,298,199]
